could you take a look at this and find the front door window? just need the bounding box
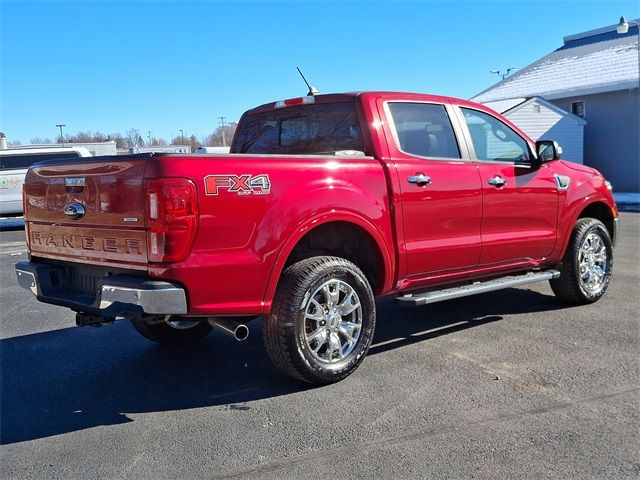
[460,108,531,163]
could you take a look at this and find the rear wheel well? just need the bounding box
[284,221,385,293]
[578,202,615,240]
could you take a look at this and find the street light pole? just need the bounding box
[56,124,66,147]
[617,16,640,90]
[218,116,228,147]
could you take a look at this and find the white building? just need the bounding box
[482,97,586,164]
[473,19,639,192]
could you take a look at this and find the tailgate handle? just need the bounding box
[65,177,86,189]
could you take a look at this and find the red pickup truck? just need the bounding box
[15,91,618,384]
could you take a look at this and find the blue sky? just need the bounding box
[1,0,638,144]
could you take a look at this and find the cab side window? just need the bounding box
[461,108,530,163]
[388,103,461,159]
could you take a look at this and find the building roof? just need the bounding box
[473,20,639,103]
[482,96,587,125]
[481,98,528,114]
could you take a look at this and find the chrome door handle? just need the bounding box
[408,173,431,185]
[488,176,507,187]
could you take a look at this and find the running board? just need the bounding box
[396,270,561,307]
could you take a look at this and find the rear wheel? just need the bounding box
[131,316,212,345]
[550,218,613,304]
[264,256,376,385]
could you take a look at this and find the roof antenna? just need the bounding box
[296,67,319,96]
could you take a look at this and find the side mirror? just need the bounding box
[536,140,562,162]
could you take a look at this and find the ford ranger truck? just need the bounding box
[15,92,619,385]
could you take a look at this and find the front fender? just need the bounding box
[553,193,617,261]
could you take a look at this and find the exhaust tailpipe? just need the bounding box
[208,317,249,341]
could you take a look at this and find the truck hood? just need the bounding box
[558,160,599,176]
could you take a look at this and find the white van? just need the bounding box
[195,146,230,154]
[0,146,92,215]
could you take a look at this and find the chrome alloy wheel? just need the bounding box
[303,279,363,364]
[578,232,609,294]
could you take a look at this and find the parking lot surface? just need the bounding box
[1,213,638,479]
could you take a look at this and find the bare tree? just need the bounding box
[30,137,53,144]
[108,133,127,149]
[149,137,167,146]
[8,139,22,145]
[171,134,202,151]
[125,128,144,148]
[204,123,237,146]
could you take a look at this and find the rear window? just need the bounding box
[0,152,82,170]
[232,102,363,155]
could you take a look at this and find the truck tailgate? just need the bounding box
[23,155,149,270]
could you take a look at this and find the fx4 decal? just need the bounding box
[204,174,271,196]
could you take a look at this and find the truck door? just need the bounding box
[455,106,559,265]
[379,100,483,281]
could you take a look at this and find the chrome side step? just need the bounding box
[395,270,561,307]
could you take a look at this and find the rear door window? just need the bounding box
[387,102,461,159]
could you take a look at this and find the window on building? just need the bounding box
[571,101,585,118]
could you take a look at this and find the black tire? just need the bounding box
[264,256,376,385]
[131,316,212,345]
[550,218,613,304]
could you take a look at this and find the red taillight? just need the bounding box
[22,189,30,250]
[145,178,198,263]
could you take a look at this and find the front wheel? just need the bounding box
[131,316,213,345]
[550,218,613,304]
[263,256,376,385]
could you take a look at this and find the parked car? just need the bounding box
[0,146,91,215]
[15,92,618,384]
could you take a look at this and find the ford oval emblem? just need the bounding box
[64,202,86,220]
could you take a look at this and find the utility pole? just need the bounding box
[147,131,152,146]
[218,116,228,147]
[179,129,184,144]
[56,124,66,147]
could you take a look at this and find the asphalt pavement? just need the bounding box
[1,213,638,479]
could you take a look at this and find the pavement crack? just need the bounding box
[209,385,640,480]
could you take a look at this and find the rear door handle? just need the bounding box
[407,173,431,185]
[487,176,507,187]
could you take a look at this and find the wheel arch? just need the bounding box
[557,198,617,261]
[262,212,394,313]
[577,201,616,241]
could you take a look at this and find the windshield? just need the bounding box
[232,102,363,155]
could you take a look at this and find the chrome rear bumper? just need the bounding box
[15,261,187,316]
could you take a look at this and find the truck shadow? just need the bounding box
[1,287,566,444]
